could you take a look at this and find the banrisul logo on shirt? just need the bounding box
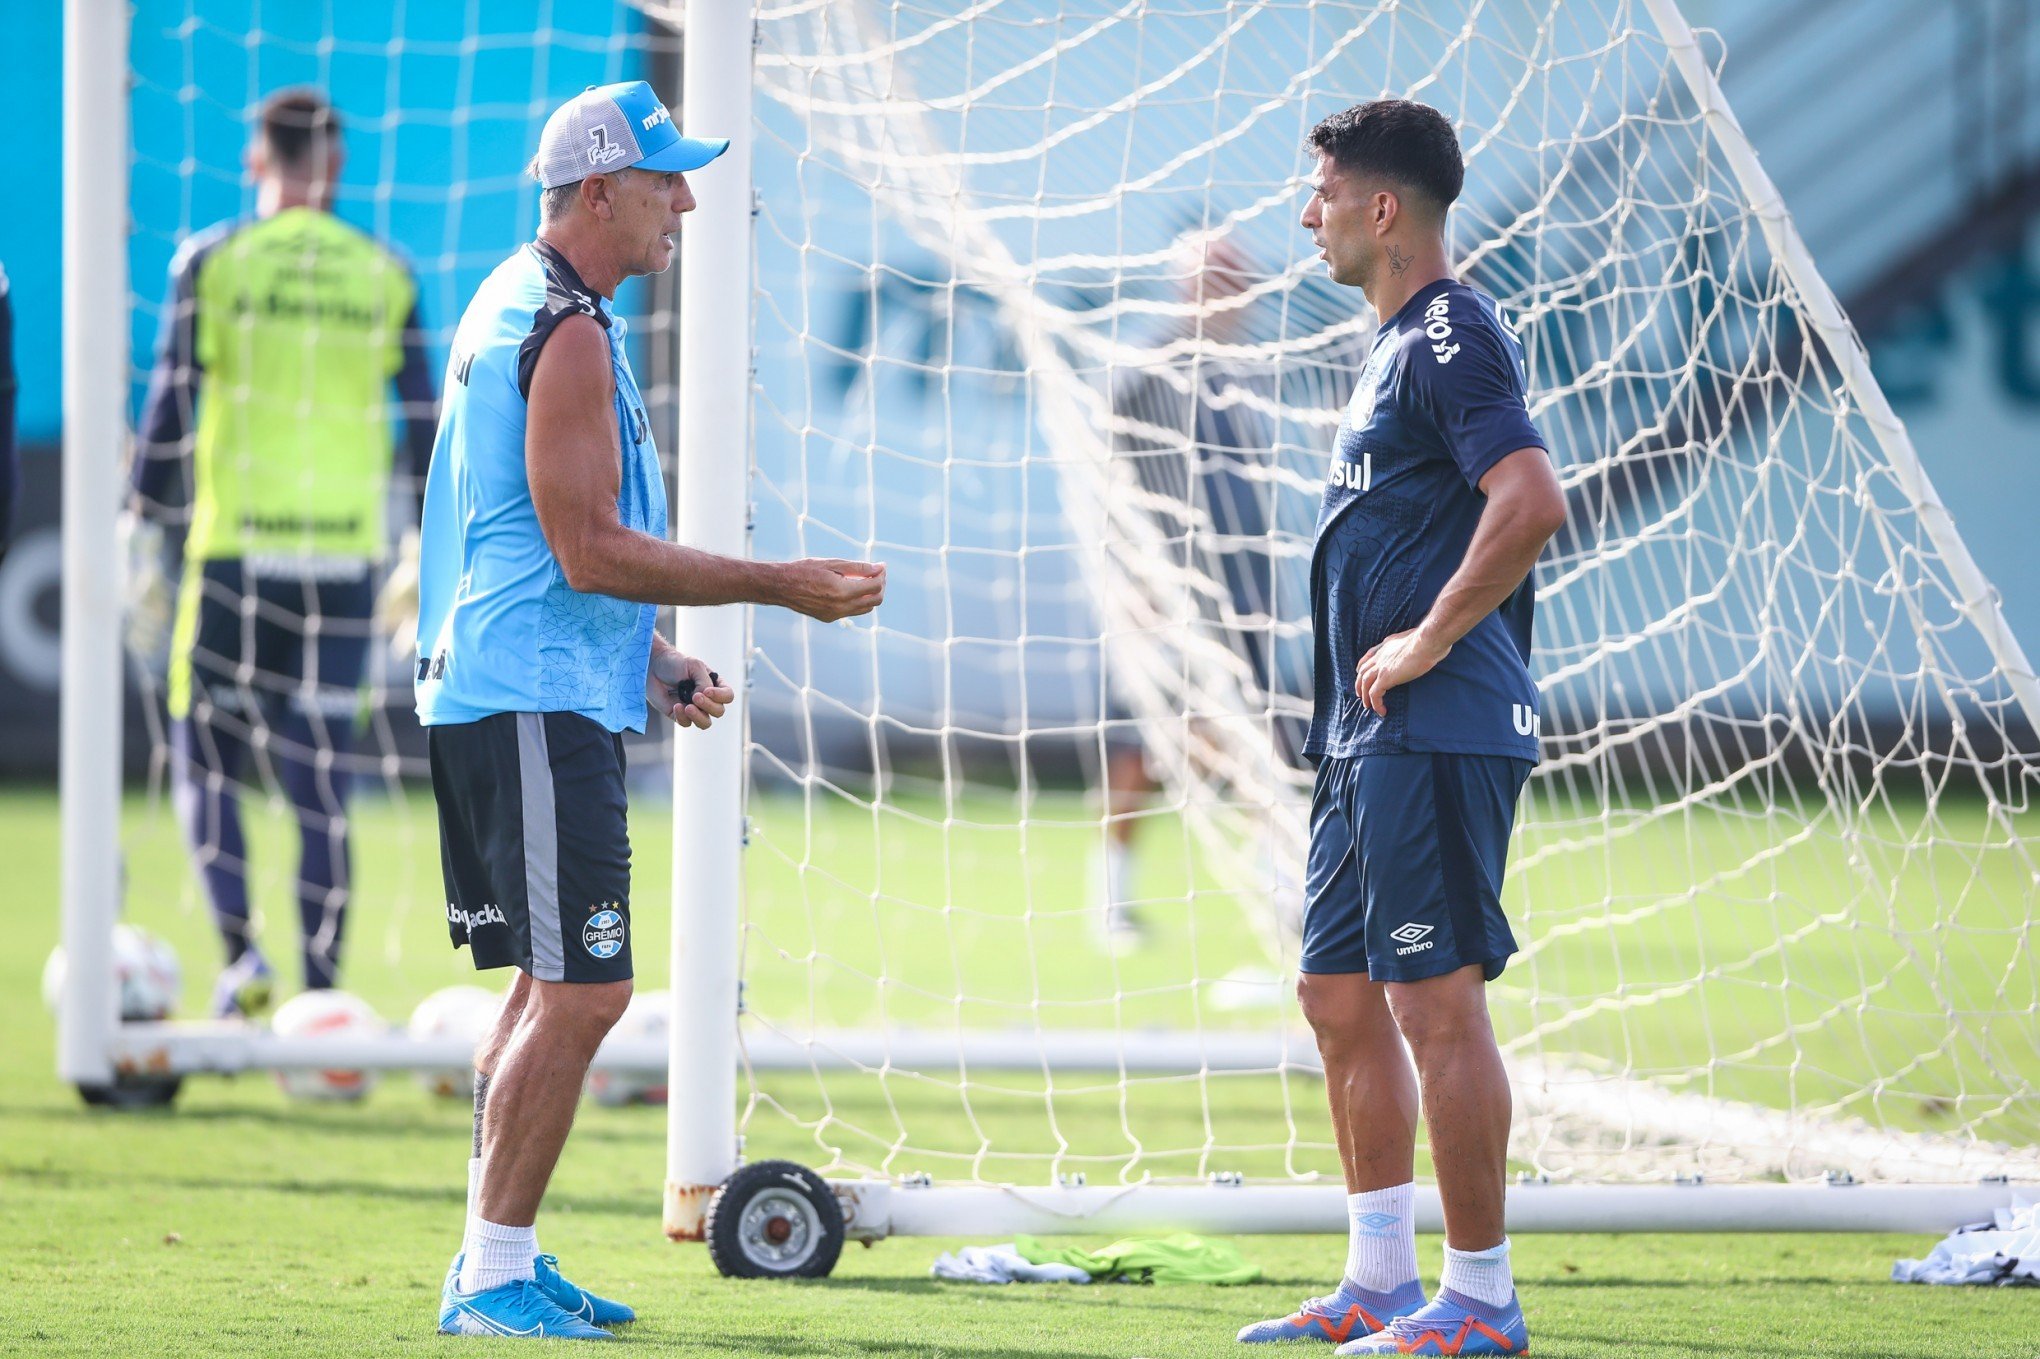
[583,906,627,959]
[1327,453,1371,493]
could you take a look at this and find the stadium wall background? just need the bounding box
[0,0,2036,779]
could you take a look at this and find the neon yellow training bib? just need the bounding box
[185,207,415,563]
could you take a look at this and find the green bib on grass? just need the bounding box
[1015,1232,1262,1285]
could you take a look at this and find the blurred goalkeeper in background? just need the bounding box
[129,88,439,1017]
[1098,231,1285,950]
[1234,100,1563,1356]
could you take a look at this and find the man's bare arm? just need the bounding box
[1416,447,1564,653]
[526,315,884,621]
[1354,446,1564,715]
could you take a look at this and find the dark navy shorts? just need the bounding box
[1301,751,1531,982]
[428,710,634,984]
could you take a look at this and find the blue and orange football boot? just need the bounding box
[1237,1279,1427,1344]
[1333,1287,1528,1355]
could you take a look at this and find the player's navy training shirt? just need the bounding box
[1306,277,1547,763]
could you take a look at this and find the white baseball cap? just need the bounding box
[534,81,728,189]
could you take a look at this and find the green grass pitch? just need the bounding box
[4,784,2037,1357]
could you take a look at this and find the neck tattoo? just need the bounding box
[1387,243,1412,277]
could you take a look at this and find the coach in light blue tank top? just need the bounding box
[419,80,885,1342]
[414,238,665,733]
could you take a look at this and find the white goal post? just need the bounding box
[57,0,2040,1244]
[57,0,130,1098]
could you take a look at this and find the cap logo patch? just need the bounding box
[587,124,627,167]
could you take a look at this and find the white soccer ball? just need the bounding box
[407,985,502,1100]
[586,989,669,1107]
[40,924,183,1022]
[271,989,385,1102]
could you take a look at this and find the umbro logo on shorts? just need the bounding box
[448,902,508,934]
[1390,921,1436,956]
[584,907,626,960]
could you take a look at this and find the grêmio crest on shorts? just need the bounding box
[1306,278,1548,764]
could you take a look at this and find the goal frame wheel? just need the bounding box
[703,1160,845,1279]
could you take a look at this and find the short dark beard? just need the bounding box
[1387,243,1413,276]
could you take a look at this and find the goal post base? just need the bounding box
[834,1181,2031,1240]
[662,1179,717,1243]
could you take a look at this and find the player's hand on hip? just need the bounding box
[647,649,735,730]
[1354,628,1450,716]
[777,558,886,622]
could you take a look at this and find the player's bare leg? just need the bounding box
[464,972,531,1216]
[1096,743,1155,951]
[1336,963,1526,1356]
[1298,971,1418,1191]
[475,970,530,1087]
[1238,973,1424,1344]
[443,974,633,1337]
[475,977,631,1226]
[446,975,636,1330]
[1384,966,1508,1250]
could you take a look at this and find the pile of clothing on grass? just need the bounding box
[932,1233,1261,1285]
[1892,1197,2040,1287]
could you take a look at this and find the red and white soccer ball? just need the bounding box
[586,988,669,1107]
[406,985,502,1100]
[271,989,384,1102]
[40,923,183,1022]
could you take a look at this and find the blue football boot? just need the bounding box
[438,1256,614,1340]
[1333,1287,1528,1355]
[534,1253,636,1327]
[1238,1279,1427,1344]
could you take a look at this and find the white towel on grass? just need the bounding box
[1893,1197,2040,1286]
[931,1243,1093,1285]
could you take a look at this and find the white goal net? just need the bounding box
[75,0,2040,1226]
[713,0,2040,1194]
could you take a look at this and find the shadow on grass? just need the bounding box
[4,1163,659,1219]
[1550,1326,1940,1359]
[639,1331,1128,1359]
[8,1099,659,1149]
[1526,1274,1899,1290]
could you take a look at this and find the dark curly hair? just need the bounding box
[1306,99,1463,216]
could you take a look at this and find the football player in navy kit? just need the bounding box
[1236,101,1564,1356]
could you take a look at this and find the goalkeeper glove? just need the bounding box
[376,527,422,661]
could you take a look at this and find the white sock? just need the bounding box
[1440,1237,1514,1308]
[466,1156,482,1221]
[457,1216,538,1294]
[1104,842,1135,911]
[1344,1183,1419,1292]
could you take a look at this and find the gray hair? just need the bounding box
[530,155,631,226]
